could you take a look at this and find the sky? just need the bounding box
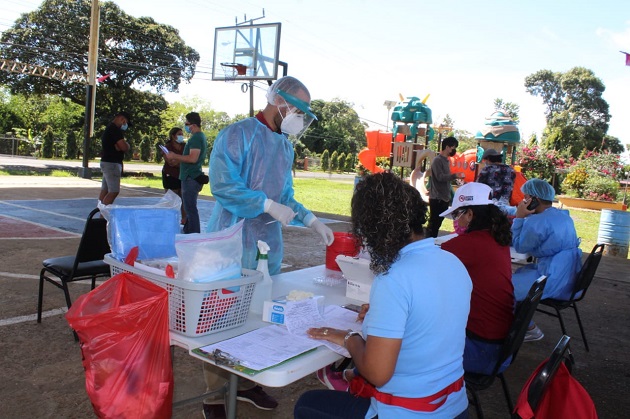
[2,0,629,158]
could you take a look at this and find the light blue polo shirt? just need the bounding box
[363,238,472,418]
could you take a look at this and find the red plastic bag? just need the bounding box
[66,273,173,419]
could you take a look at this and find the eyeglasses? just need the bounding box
[452,208,467,220]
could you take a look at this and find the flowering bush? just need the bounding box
[561,151,622,201]
[516,146,572,182]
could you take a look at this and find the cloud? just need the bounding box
[596,22,630,48]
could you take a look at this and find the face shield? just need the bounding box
[276,89,317,139]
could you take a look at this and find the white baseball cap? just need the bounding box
[439,182,494,219]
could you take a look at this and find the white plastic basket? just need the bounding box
[104,254,261,337]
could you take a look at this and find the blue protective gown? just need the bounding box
[511,207,582,301]
[207,116,314,275]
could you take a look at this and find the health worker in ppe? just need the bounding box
[511,178,582,342]
[207,76,334,275]
[202,76,335,416]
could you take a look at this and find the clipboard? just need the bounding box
[192,325,322,374]
[191,346,317,376]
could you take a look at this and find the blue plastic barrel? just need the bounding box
[597,209,630,258]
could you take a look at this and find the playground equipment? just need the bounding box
[357,95,434,175]
[474,111,525,205]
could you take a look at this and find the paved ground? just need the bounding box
[0,170,629,418]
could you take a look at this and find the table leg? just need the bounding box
[226,373,238,419]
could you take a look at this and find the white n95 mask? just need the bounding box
[280,111,305,136]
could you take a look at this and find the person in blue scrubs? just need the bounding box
[512,178,582,341]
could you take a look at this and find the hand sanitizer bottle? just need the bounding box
[250,240,273,315]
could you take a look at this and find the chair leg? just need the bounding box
[554,306,568,336]
[498,373,514,414]
[37,269,46,323]
[91,275,97,290]
[61,281,73,310]
[572,303,589,352]
[467,388,484,419]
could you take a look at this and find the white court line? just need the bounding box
[0,307,67,326]
[0,200,86,222]
[0,209,81,237]
[0,272,39,279]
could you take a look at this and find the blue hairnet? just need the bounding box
[266,76,310,105]
[521,178,555,201]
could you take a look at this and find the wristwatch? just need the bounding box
[344,330,362,348]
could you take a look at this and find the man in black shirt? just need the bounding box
[99,111,131,205]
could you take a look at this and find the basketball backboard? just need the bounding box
[212,22,281,81]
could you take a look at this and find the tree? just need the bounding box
[330,150,339,172]
[65,130,79,159]
[493,98,520,123]
[525,67,611,157]
[337,152,346,173]
[139,136,152,162]
[344,153,354,173]
[302,99,367,155]
[42,126,54,158]
[321,149,330,172]
[0,0,199,105]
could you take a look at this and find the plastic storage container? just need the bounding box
[105,254,261,337]
[325,232,360,271]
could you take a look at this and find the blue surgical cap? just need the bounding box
[521,178,555,201]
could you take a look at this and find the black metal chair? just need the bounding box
[536,243,605,352]
[37,208,111,323]
[524,335,572,414]
[466,276,547,419]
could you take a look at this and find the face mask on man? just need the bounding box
[449,147,457,157]
[176,135,185,143]
[121,123,128,131]
[184,125,192,134]
[280,110,305,135]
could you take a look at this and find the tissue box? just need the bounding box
[336,255,374,303]
[262,295,324,325]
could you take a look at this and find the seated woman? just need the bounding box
[294,172,472,419]
[440,182,515,375]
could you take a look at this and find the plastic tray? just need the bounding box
[104,254,261,337]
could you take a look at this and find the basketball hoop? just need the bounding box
[220,62,248,82]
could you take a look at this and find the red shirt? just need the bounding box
[442,230,514,340]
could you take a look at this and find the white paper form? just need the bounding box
[286,304,363,358]
[198,325,321,372]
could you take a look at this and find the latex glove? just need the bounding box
[310,218,334,246]
[264,199,296,226]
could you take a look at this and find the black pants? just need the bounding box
[427,198,450,238]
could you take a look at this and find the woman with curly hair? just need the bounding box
[295,172,472,419]
[440,182,515,375]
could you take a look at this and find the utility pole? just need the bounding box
[79,0,100,179]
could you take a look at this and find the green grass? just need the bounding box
[0,169,75,176]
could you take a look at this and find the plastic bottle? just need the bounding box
[250,240,273,315]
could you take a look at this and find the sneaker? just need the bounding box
[236,385,278,410]
[316,365,350,391]
[202,403,226,419]
[524,325,544,342]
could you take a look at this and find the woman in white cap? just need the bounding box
[440,182,515,374]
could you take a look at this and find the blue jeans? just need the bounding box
[464,337,509,375]
[181,178,202,234]
[294,390,370,419]
[294,390,469,418]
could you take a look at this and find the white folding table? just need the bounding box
[176,265,358,419]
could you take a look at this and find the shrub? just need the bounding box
[321,150,330,172]
[337,152,346,172]
[582,175,619,202]
[345,153,354,173]
[562,166,589,197]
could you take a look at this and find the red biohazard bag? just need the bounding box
[66,273,173,419]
